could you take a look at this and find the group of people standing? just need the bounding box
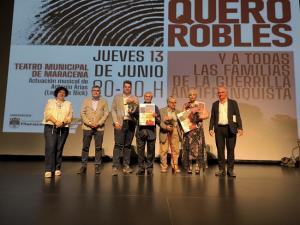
[42,81,243,178]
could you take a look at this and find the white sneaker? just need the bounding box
[55,170,61,176]
[44,171,52,178]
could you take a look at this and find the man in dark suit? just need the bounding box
[131,91,161,176]
[209,86,243,177]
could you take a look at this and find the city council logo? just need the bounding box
[9,117,20,128]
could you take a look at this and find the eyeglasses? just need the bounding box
[92,89,100,92]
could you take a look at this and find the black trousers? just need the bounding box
[81,129,104,166]
[112,120,136,168]
[44,125,69,172]
[136,136,156,172]
[215,125,236,172]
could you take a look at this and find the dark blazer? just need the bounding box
[209,99,243,134]
[131,104,161,141]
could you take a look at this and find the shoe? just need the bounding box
[123,166,133,174]
[195,164,200,175]
[136,170,145,175]
[227,171,236,178]
[77,166,87,174]
[172,168,181,173]
[55,170,61,176]
[95,165,101,174]
[187,165,193,174]
[215,171,226,176]
[172,166,181,174]
[160,169,167,173]
[44,171,52,178]
[146,170,153,176]
[112,167,118,176]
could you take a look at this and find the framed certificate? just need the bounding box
[177,110,196,133]
[194,101,205,112]
[139,103,155,126]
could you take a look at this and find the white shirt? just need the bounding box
[123,95,130,120]
[92,99,98,111]
[42,99,73,127]
[218,101,228,125]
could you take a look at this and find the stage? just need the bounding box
[0,161,299,225]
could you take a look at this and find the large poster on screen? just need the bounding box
[3,0,300,160]
[5,0,167,133]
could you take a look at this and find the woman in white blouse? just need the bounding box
[43,86,73,178]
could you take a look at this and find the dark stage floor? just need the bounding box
[0,161,299,225]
